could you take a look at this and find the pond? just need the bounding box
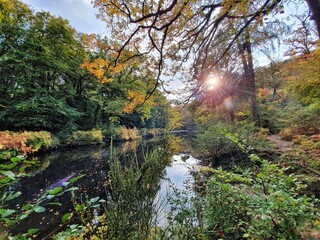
[6,134,200,239]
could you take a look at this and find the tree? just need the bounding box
[0,0,87,132]
[284,12,318,56]
[93,0,283,95]
[305,0,320,38]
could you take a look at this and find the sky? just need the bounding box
[21,0,106,35]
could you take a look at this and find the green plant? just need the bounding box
[67,129,103,145]
[0,161,85,239]
[168,133,319,240]
[196,121,236,162]
[55,147,166,239]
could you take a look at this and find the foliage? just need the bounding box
[92,0,285,87]
[168,153,319,240]
[0,0,174,136]
[286,45,320,109]
[204,161,318,239]
[67,129,104,145]
[196,121,236,162]
[1,96,83,133]
[116,126,142,141]
[279,134,320,173]
[0,131,58,156]
[0,149,85,239]
[57,148,167,239]
[285,104,320,136]
[196,120,270,164]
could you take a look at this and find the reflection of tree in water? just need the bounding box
[165,133,200,157]
[114,139,142,156]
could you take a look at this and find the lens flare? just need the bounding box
[206,76,219,90]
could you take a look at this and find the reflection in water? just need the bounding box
[157,154,198,227]
[5,134,198,238]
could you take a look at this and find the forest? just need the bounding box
[0,0,320,239]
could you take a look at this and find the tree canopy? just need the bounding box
[0,0,176,135]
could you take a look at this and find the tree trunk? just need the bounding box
[305,0,320,39]
[236,25,260,125]
[245,35,260,125]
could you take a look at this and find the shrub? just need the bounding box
[0,131,58,156]
[279,102,320,137]
[67,129,103,145]
[197,121,236,162]
[279,128,295,141]
[204,161,318,239]
[168,157,319,240]
[116,126,142,141]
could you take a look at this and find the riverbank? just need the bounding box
[0,128,167,160]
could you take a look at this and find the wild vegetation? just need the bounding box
[0,0,320,239]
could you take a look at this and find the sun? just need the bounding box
[206,76,219,90]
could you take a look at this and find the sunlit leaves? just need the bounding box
[285,45,320,108]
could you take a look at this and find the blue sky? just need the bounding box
[21,0,106,34]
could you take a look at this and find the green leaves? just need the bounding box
[62,212,72,223]
[47,187,63,195]
[27,228,39,235]
[0,209,16,218]
[1,170,16,180]
[33,206,45,213]
[10,157,22,163]
[3,191,22,202]
[69,174,86,184]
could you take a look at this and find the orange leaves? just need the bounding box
[81,34,140,84]
[82,57,129,84]
[258,88,272,99]
[0,131,53,155]
[82,58,113,84]
[124,90,145,113]
[123,89,156,120]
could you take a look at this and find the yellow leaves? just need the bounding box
[82,58,111,84]
[82,33,140,84]
[82,56,128,84]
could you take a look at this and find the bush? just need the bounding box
[196,120,266,163]
[67,129,103,145]
[116,126,142,141]
[57,148,166,239]
[168,157,319,240]
[197,121,236,162]
[204,161,318,239]
[279,101,320,137]
[0,131,58,156]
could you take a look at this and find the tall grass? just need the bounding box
[63,146,168,239]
